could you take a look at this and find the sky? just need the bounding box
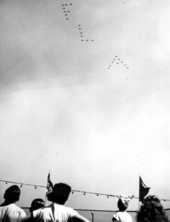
[0,0,170,220]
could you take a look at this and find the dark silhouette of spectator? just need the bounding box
[0,185,26,222]
[29,199,45,214]
[1,185,21,207]
[112,196,133,222]
[24,182,90,222]
[137,195,169,222]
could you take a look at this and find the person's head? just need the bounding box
[117,196,130,211]
[4,185,21,203]
[30,198,45,213]
[47,183,71,205]
[137,195,169,222]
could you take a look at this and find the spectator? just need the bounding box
[29,199,45,215]
[112,196,133,222]
[25,182,90,222]
[0,185,26,222]
[137,195,169,222]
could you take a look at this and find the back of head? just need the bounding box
[117,197,130,211]
[30,198,45,213]
[137,195,169,222]
[4,185,21,203]
[47,183,71,205]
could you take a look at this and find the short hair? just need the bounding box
[137,195,169,222]
[4,185,21,202]
[47,183,71,204]
[117,197,130,211]
[30,198,45,213]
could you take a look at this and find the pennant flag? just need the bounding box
[47,172,53,195]
[139,176,150,202]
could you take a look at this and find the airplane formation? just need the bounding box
[61,3,73,20]
[59,2,130,70]
[107,56,129,70]
[77,24,94,42]
[60,2,94,42]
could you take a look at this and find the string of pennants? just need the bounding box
[0,179,135,199]
[0,179,170,202]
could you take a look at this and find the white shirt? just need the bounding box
[112,211,133,222]
[0,203,26,222]
[33,203,79,222]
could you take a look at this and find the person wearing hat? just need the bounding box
[0,185,26,222]
[26,183,90,222]
[112,196,133,222]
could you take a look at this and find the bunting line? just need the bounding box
[0,179,46,189]
[0,179,170,202]
[72,189,137,199]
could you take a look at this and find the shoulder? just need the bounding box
[54,204,78,216]
[18,208,26,217]
[125,212,132,218]
[123,212,133,222]
[113,212,132,221]
[0,205,8,214]
[9,204,26,217]
[113,212,120,217]
[33,205,52,218]
[112,212,119,221]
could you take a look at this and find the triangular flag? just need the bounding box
[47,172,53,195]
[139,176,150,202]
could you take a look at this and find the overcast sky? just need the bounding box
[0,0,170,218]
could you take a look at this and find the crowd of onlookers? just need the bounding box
[0,183,169,222]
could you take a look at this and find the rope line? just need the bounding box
[20,207,170,212]
[0,179,170,202]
